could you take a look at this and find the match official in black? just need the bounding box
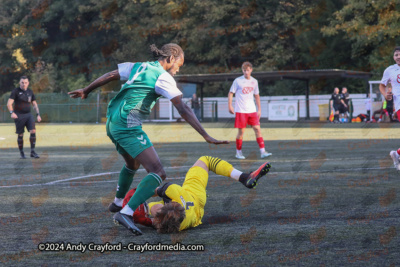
[7,76,41,159]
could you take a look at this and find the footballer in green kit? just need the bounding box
[69,43,228,235]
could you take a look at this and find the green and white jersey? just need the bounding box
[107,61,182,127]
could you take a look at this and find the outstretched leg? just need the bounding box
[197,156,271,189]
[118,147,165,215]
[114,147,165,236]
[109,153,140,213]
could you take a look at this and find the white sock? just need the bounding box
[260,148,266,154]
[230,169,243,181]
[236,149,242,155]
[120,205,134,216]
[114,197,123,207]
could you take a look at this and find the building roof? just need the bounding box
[175,69,372,83]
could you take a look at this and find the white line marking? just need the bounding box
[0,165,393,189]
[0,165,195,189]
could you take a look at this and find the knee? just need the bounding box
[146,163,166,180]
[18,134,24,137]
[126,161,140,171]
[30,129,36,134]
[156,168,167,180]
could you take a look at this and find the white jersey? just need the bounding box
[381,64,400,112]
[229,75,259,113]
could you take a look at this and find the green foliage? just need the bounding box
[322,0,400,78]
[0,0,398,96]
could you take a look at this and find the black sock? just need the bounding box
[17,135,23,152]
[334,114,339,121]
[239,173,250,185]
[30,133,36,151]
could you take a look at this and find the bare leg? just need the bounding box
[134,146,166,180]
[252,125,262,138]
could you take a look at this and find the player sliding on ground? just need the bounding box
[116,156,271,233]
[68,43,228,235]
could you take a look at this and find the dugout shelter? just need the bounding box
[175,69,372,120]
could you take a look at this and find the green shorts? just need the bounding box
[106,119,153,158]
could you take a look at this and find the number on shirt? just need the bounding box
[126,63,147,85]
[180,195,194,210]
[185,202,194,210]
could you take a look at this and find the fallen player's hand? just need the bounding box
[133,203,153,227]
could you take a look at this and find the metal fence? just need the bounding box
[0,92,219,123]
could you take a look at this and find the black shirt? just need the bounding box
[191,96,200,109]
[330,93,342,105]
[341,93,350,105]
[386,98,394,109]
[9,87,36,114]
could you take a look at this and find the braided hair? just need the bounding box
[150,43,184,60]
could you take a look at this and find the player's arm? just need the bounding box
[171,96,228,145]
[254,94,261,117]
[31,100,41,122]
[156,73,228,145]
[340,99,347,107]
[68,70,120,99]
[228,92,235,114]
[7,98,18,119]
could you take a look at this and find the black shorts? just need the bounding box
[14,113,35,134]
[341,104,348,113]
[333,104,341,112]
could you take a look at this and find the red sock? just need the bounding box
[256,137,265,149]
[236,139,243,150]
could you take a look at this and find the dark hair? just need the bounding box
[20,76,29,80]
[150,43,184,59]
[393,46,400,53]
[153,202,185,234]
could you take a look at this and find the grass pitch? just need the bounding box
[0,122,399,266]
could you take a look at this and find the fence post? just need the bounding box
[78,101,80,123]
[96,93,100,123]
[215,101,218,122]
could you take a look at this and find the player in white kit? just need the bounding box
[380,46,400,170]
[228,62,272,159]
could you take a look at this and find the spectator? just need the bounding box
[365,93,374,122]
[191,93,201,121]
[329,87,345,123]
[340,87,350,120]
[378,85,395,122]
